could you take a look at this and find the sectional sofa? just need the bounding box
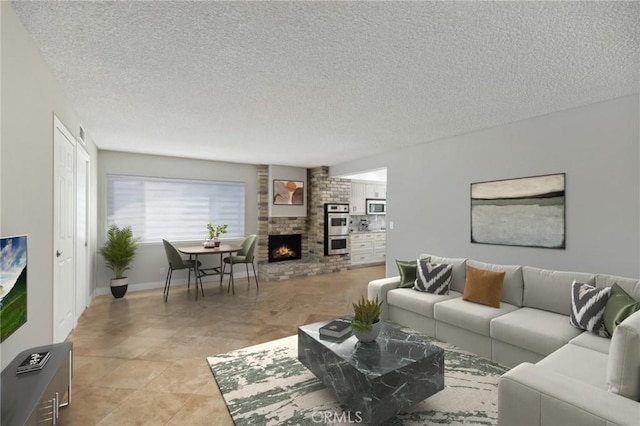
[368,254,640,426]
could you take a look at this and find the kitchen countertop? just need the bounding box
[350,230,386,234]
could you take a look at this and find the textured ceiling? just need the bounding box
[10,1,640,168]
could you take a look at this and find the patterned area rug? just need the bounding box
[208,329,507,425]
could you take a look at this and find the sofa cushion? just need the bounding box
[537,343,609,391]
[491,307,582,356]
[396,259,418,288]
[396,255,432,288]
[596,274,640,300]
[522,266,595,316]
[387,288,461,318]
[462,264,505,308]
[607,310,640,401]
[603,283,640,336]
[414,260,452,294]
[420,254,467,293]
[569,332,611,355]
[434,297,518,336]
[499,363,640,426]
[569,281,610,337]
[467,260,524,307]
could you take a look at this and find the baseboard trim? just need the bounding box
[95,271,251,296]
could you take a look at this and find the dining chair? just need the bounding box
[221,234,259,292]
[162,239,203,302]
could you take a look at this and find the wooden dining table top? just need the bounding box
[178,244,242,255]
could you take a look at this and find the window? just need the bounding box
[106,174,245,243]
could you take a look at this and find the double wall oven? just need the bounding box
[324,203,349,255]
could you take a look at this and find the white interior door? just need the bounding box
[53,116,76,342]
[75,145,90,323]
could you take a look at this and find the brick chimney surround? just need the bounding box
[257,165,351,281]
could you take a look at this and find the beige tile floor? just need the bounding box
[59,265,385,425]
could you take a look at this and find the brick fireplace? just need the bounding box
[268,234,302,262]
[256,165,351,281]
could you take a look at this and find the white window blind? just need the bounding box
[107,174,245,243]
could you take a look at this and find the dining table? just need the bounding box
[178,244,242,299]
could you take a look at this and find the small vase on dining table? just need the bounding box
[204,237,221,248]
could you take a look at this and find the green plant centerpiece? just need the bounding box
[207,223,228,239]
[351,295,383,342]
[205,223,228,247]
[99,224,139,298]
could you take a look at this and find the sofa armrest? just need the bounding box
[368,277,400,321]
[499,363,640,426]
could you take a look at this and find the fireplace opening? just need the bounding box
[268,234,302,263]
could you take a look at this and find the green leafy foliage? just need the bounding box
[99,225,139,279]
[351,295,383,332]
[0,267,27,342]
[207,223,229,239]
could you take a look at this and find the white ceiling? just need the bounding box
[11,1,640,168]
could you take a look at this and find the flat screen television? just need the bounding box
[0,234,27,343]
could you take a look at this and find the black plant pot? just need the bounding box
[110,277,129,298]
[110,284,128,298]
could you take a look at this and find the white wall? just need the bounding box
[334,94,640,278]
[96,151,259,293]
[0,3,99,369]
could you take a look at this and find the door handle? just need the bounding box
[56,250,62,257]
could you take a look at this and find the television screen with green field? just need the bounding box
[1,235,27,343]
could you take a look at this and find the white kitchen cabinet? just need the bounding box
[351,181,386,214]
[372,232,386,262]
[350,232,385,266]
[350,182,366,214]
[365,183,386,199]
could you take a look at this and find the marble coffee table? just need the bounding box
[298,320,444,425]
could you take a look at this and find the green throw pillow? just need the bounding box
[604,283,640,336]
[396,256,431,288]
[396,259,417,288]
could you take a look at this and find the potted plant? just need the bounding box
[99,224,139,298]
[351,295,383,342]
[205,223,228,247]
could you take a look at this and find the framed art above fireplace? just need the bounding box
[273,180,304,205]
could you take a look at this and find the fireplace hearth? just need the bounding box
[268,234,302,263]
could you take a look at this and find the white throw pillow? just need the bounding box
[607,310,640,401]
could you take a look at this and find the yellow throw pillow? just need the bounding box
[463,265,506,308]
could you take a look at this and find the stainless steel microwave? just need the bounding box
[366,199,386,215]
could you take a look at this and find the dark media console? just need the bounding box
[1,342,72,425]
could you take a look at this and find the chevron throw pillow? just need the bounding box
[570,281,611,337]
[414,260,452,295]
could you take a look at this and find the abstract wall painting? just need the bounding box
[273,180,304,205]
[471,173,565,249]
